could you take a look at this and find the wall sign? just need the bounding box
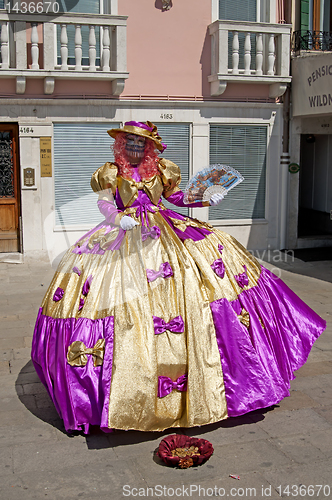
[289,163,300,174]
[40,137,52,177]
[292,53,332,117]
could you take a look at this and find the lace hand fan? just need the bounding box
[183,164,244,205]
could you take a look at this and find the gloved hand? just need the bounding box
[209,193,225,206]
[120,216,139,231]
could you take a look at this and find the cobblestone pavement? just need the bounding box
[0,254,331,500]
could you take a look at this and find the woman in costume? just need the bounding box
[32,121,326,434]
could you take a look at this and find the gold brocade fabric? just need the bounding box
[170,216,213,232]
[90,162,118,193]
[237,308,250,329]
[41,208,261,432]
[184,231,261,303]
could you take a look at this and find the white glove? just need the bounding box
[209,193,225,206]
[120,216,139,231]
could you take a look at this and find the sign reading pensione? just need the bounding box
[292,52,332,117]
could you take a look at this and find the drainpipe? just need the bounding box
[280,84,291,250]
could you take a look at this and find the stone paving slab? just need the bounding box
[271,389,320,412]
[263,458,332,499]
[0,461,148,500]
[271,434,327,465]
[305,346,332,363]
[250,408,332,438]
[0,256,331,499]
[291,373,332,405]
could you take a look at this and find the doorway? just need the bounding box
[298,133,332,237]
[0,123,21,252]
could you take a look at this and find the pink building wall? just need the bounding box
[0,1,272,100]
[118,0,211,98]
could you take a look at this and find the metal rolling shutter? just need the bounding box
[156,123,190,216]
[54,123,118,227]
[209,124,267,220]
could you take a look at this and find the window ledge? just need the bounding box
[209,218,268,226]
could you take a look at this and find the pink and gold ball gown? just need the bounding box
[32,158,325,434]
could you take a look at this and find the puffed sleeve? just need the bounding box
[158,158,182,198]
[90,162,118,194]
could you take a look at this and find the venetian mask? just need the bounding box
[125,134,146,164]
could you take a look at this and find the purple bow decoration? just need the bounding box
[211,243,225,278]
[235,265,249,288]
[135,204,158,227]
[78,298,85,311]
[82,275,93,296]
[72,266,81,276]
[146,262,173,282]
[211,259,225,279]
[153,315,185,335]
[158,374,188,398]
[53,287,64,302]
[141,225,161,242]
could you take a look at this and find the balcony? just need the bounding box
[208,20,291,98]
[0,10,128,95]
[292,30,332,53]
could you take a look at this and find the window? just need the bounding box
[56,0,101,66]
[209,125,267,220]
[219,0,256,22]
[54,122,191,227]
[156,123,190,217]
[219,0,257,71]
[301,0,331,32]
[54,123,119,227]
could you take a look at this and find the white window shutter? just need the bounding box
[156,123,190,216]
[54,123,119,227]
[219,0,257,22]
[209,125,267,220]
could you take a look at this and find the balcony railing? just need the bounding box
[292,30,332,52]
[0,10,128,95]
[209,20,291,98]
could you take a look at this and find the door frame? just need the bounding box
[0,123,21,253]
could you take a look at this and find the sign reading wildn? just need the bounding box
[292,53,332,117]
